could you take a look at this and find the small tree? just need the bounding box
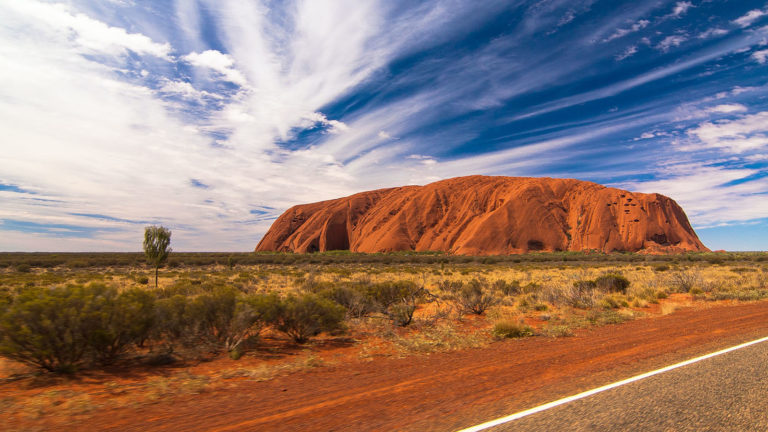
[144,225,172,288]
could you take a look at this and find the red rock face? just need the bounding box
[255,176,709,254]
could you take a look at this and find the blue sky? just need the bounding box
[1,0,767,251]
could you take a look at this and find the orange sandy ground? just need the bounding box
[2,295,766,431]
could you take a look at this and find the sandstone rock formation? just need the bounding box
[256,176,708,254]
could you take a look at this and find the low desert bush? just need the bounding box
[187,287,279,354]
[316,280,424,326]
[152,295,196,354]
[320,285,376,318]
[437,280,463,295]
[364,280,422,311]
[709,289,768,301]
[557,280,598,309]
[453,278,499,315]
[541,324,574,338]
[594,273,630,294]
[492,320,534,339]
[87,286,156,364]
[14,263,31,273]
[586,309,632,325]
[493,280,521,296]
[271,294,346,343]
[668,270,701,293]
[0,283,151,372]
[388,302,417,327]
[599,294,628,309]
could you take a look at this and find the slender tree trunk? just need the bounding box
[155,266,159,288]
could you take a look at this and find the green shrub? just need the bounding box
[0,284,99,372]
[271,294,346,343]
[437,280,463,295]
[710,290,768,301]
[454,278,498,315]
[14,263,31,273]
[86,285,156,364]
[188,287,279,353]
[594,273,630,294]
[389,302,417,327]
[363,281,424,326]
[587,309,631,325]
[564,280,597,309]
[492,320,533,339]
[319,285,376,318]
[153,295,195,353]
[364,280,421,311]
[315,281,422,325]
[493,280,520,296]
[541,324,573,338]
[669,270,700,293]
[573,279,597,291]
[521,282,541,294]
[730,267,757,273]
[599,294,628,309]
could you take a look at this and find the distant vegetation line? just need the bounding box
[1,251,766,269]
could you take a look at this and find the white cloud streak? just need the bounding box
[686,111,768,153]
[158,79,222,102]
[656,34,688,52]
[2,0,172,59]
[183,50,249,86]
[698,28,729,39]
[668,1,693,18]
[752,49,768,64]
[603,19,650,42]
[733,8,768,28]
[615,45,638,61]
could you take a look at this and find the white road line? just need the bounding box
[458,335,768,432]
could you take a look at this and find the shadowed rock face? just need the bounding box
[256,176,709,255]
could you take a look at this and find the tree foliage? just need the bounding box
[143,225,172,287]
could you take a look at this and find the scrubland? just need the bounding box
[0,251,766,424]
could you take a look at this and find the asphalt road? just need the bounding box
[483,338,768,431]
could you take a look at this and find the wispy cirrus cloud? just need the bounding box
[733,8,768,28]
[615,45,638,61]
[183,50,249,86]
[656,34,688,51]
[603,19,650,42]
[698,28,729,39]
[752,49,768,63]
[667,1,694,19]
[686,111,768,153]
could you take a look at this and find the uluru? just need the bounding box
[256,176,709,255]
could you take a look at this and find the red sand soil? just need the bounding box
[256,175,708,255]
[8,299,768,432]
